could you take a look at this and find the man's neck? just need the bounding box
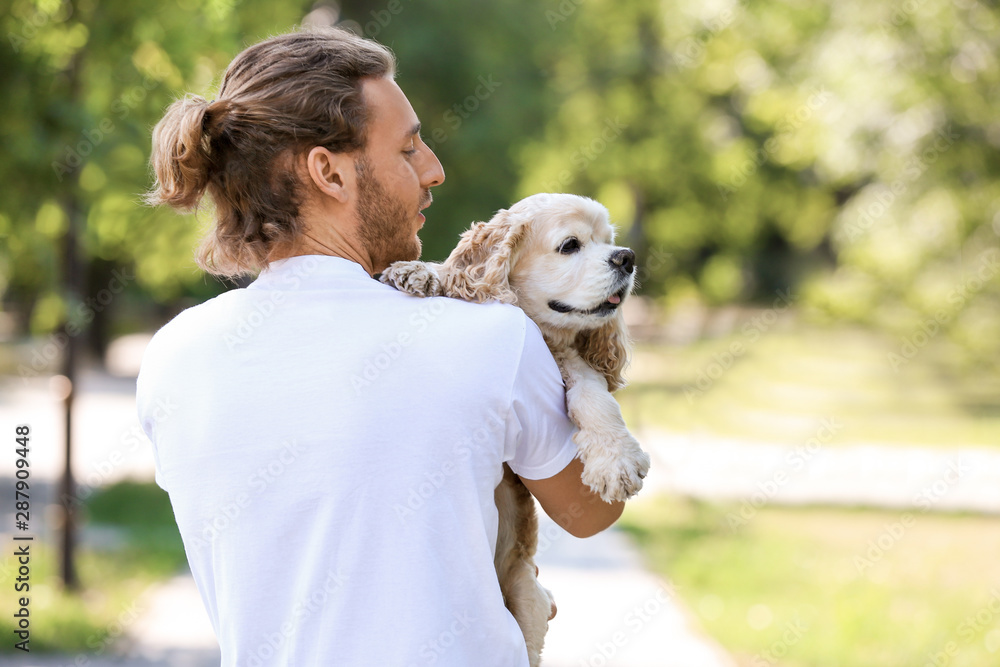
[298,231,375,276]
[270,221,375,276]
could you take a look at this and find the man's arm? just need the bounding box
[520,457,624,538]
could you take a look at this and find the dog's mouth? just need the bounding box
[548,284,630,317]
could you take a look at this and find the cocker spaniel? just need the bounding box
[379,192,651,666]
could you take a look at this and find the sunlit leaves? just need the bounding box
[523,0,999,361]
[0,0,309,327]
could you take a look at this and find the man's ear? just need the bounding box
[305,146,353,203]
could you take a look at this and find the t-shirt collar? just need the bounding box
[248,254,377,291]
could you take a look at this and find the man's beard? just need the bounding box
[354,155,429,274]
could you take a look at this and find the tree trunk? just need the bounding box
[56,35,86,592]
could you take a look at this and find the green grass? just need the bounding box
[620,494,1000,667]
[618,324,1000,448]
[0,481,187,653]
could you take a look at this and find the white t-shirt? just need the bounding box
[136,255,578,667]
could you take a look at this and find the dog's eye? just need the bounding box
[558,238,581,254]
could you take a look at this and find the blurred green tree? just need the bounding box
[2,0,997,368]
[1,0,315,351]
[0,0,561,353]
[521,0,999,364]
[520,0,844,306]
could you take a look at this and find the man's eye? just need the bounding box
[403,146,418,156]
[558,238,581,254]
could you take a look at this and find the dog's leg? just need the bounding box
[378,261,444,297]
[495,465,553,667]
[556,350,650,503]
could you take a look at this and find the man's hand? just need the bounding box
[520,457,624,538]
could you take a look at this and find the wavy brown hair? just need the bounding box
[145,27,396,277]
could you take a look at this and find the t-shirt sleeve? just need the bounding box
[504,317,579,480]
[135,326,171,491]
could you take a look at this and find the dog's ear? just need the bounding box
[575,310,631,392]
[440,208,530,304]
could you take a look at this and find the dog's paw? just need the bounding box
[379,261,442,297]
[575,429,650,502]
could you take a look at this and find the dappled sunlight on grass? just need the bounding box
[620,494,1000,667]
[619,324,1000,447]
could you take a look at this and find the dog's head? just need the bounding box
[443,193,634,390]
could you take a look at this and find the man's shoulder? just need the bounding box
[427,296,534,344]
[386,293,537,368]
[158,288,245,331]
[140,290,246,365]
[439,295,528,326]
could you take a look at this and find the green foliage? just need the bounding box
[0,0,312,324]
[523,0,1000,361]
[85,478,175,524]
[85,479,186,564]
[1,0,998,364]
[0,0,561,342]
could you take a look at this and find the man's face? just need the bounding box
[353,77,445,273]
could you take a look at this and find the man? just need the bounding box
[139,26,623,666]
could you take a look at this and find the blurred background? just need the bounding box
[1,0,999,665]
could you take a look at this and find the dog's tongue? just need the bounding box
[608,294,621,304]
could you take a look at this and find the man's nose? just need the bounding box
[608,248,635,275]
[422,146,445,188]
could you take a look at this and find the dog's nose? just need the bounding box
[609,248,635,275]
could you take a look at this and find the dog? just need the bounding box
[379,192,651,666]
